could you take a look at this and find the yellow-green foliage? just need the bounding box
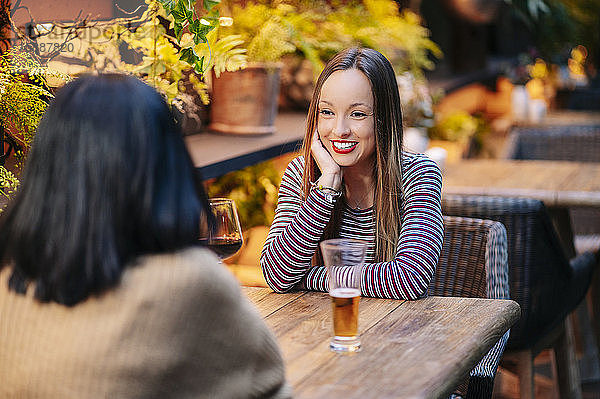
[360,0,442,75]
[0,46,70,203]
[223,2,327,67]
[0,47,64,147]
[319,0,441,76]
[208,160,280,230]
[225,3,297,63]
[80,0,247,103]
[247,18,296,63]
[0,167,18,201]
[429,111,488,146]
[222,0,441,77]
[205,32,248,78]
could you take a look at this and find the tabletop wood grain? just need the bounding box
[442,159,600,207]
[243,287,521,399]
[512,110,600,127]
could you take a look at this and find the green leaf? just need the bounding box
[194,56,205,74]
[157,0,177,13]
[204,0,220,12]
[172,0,194,24]
[173,22,184,42]
[189,19,200,34]
[179,46,199,65]
[190,22,213,44]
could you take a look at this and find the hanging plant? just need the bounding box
[0,0,227,205]
[76,0,246,104]
[156,0,221,74]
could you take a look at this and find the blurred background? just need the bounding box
[2,0,597,207]
[1,2,599,396]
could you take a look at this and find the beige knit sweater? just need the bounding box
[0,247,291,398]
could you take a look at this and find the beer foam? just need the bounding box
[330,287,360,298]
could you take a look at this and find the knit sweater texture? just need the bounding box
[0,247,291,398]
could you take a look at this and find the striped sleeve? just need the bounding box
[260,157,334,293]
[361,154,443,299]
[260,153,443,300]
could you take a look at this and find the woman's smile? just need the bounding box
[330,140,359,154]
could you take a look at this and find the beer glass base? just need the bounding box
[330,336,361,353]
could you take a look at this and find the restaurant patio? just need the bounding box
[1,0,600,398]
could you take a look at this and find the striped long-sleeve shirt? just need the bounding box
[260,153,443,300]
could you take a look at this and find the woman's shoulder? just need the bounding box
[128,247,241,302]
[134,246,231,281]
[283,156,305,175]
[401,152,441,177]
[280,156,305,186]
[401,151,437,168]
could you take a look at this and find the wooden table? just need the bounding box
[442,158,600,382]
[442,158,600,257]
[244,287,520,399]
[185,112,305,180]
[512,110,600,127]
[442,159,600,209]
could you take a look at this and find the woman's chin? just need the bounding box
[332,158,356,167]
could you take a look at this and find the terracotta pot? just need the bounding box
[209,62,281,135]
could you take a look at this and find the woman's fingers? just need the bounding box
[311,132,342,190]
[311,132,335,172]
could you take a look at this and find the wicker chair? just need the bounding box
[503,124,600,255]
[430,215,510,399]
[441,195,597,398]
[503,124,600,163]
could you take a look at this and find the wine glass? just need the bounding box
[201,198,243,261]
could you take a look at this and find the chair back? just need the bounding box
[504,125,600,163]
[441,195,575,351]
[504,124,600,241]
[431,216,509,300]
[429,215,510,399]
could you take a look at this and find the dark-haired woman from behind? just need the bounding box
[0,74,290,398]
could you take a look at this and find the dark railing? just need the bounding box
[0,123,21,166]
[0,122,4,166]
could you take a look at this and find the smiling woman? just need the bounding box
[260,47,443,300]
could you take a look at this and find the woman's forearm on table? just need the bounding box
[261,188,335,292]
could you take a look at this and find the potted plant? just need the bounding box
[278,0,442,110]
[428,110,489,161]
[70,0,247,134]
[210,0,441,134]
[0,0,229,206]
[208,2,299,135]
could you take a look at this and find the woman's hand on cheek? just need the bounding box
[311,131,342,191]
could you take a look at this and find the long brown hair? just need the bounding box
[301,47,404,263]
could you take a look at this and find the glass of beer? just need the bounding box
[320,238,367,353]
